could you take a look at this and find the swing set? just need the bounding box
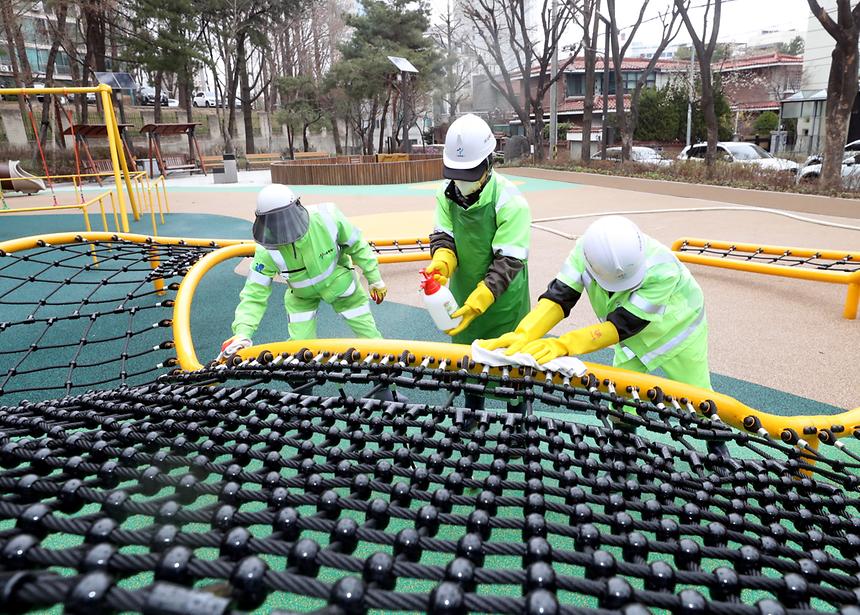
[0,84,146,233]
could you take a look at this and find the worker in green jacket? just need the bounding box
[220,184,387,359]
[424,113,531,411]
[480,215,711,390]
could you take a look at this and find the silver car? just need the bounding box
[678,142,798,173]
[592,146,671,166]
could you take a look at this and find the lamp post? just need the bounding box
[549,0,558,159]
[388,56,419,154]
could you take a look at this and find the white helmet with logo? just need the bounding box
[581,216,647,292]
[253,184,309,247]
[443,114,497,181]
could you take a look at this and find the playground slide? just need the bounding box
[0,160,46,195]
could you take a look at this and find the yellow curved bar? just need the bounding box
[675,251,855,284]
[226,338,860,442]
[672,237,860,261]
[0,232,251,254]
[173,241,436,372]
[673,237,860,320]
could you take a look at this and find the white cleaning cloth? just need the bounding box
[470,341,588,379]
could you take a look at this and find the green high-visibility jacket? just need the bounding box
[556,235,707,371]
[231,203,382,338]
[433,173,531,343]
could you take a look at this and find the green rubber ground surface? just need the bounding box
[0,208,854,614]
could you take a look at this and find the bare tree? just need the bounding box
[1,1,32,131]
[432,2,473,119]
[464,0,582,159]
[807,0,860,190]
[674,0,722,168]
[606,0,682,160]
[579,0,600,161]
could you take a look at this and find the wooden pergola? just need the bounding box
[139,123,207,177]
[62,123,136,178]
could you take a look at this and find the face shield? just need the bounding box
[252,200,310,248]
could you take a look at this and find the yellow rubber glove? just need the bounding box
[477,299,564,356]
[521,321,620,364]
[424,248,457,286]
[369,280,387,304]
[446,282,494,336]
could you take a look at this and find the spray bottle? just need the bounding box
[419,270,462,332]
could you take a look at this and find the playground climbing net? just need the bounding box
[0,358,857,613]
[0,236,216,401]
[1,235,860,614]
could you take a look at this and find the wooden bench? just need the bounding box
[201,155,224,172]
[245,152,283,170]
[162,154,197,171]
[294,151,329,160]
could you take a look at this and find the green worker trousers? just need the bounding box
[285,285,381,341]
[612,322,712,391]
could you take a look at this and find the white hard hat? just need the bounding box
[581,216,647,292]
[443,114,496,180]
[253,184,309,247]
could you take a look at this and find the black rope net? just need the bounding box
[674,242,859,273]
[0,237,429,404]
[0,237,215,402]
[0,349,858,615]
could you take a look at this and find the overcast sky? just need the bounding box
[431,0,812,46]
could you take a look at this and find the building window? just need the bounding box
[565,73,585,97]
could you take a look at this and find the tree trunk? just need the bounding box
[532,103,545,160]
[699,63,718,170]
[821,41,859,191]
[11,14,32,87]
[287,125,295,158]
[581,10,599,162]
[1,3,31,137]
[366,99,378,154]
[154,70,163,123]
[39,2,70,150]
[302,124,310,152]
[378,92,390,154]
[332,118,343,154]
[239,47,255,154]
[179,64,194,157]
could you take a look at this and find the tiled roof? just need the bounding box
[714,52,802,71]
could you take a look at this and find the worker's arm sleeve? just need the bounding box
[484,255,525,298]
[430,194,457,256]
[335,207,382,285]
[485,197,530,298]
[621,263,679,323]
[539,278,582,317]
[606,307,650,341]
[231,247,276,338]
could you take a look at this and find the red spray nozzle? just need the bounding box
[419,269,441,295]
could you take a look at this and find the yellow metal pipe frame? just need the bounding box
[0,85,141,233]
[169,238,860,447]
[672,237,860,320]
[2,231,858,449]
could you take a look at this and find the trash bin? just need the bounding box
[139,158,162,178]
[222,153,238,183]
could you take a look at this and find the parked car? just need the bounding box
[796,140,860,188]
[678,142,798,173]
[193,90,242,108]
[32,83,68,104]
[138,86,168,106]
[193,90,217,107]
[592,146,671,166]
[167,98,179,108]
